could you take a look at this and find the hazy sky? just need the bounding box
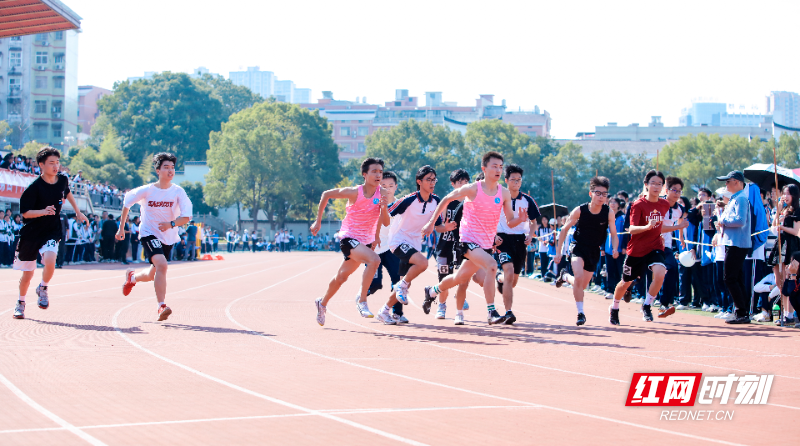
[68,0,800,139]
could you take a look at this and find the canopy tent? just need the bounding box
[0,0,81,39]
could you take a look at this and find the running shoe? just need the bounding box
[357,301,374,318]
[315,298,326,326]
[555,269,568,288]
[394,281,409,305]
[36,284,49,309]
[604,293,613,300]
[488,309,506,325]
[609,305,620,326]
[157,304,172,321]
[725,315,751,325]
[13,300,24,319]
[435,303,447,319]
[658,306,676,318]
[623,288,632,303]
[504,310,517,325]
[675,304,687,310]
[422,286,436,314]
[641,304,654,322]
[576,312,586,326]
[376,307,397,325]
[454,312,465,325]
[496,271,504,294]
[122,269,136,296]
[391,313,409,324]
[463,300,470,310]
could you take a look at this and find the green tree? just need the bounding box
[759,133,800,168]
[194,74,265,120]
[98,72,225,166]
[17,140,47,159]
[180,181,218,216]
[67,129,143,189]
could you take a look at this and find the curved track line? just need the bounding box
[225,287,749,446]
[0,371,107,445]
[113,265,427,446]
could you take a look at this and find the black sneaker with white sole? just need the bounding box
[496,271,504,294]
[555,269,568,288]
[609,307,620,325]
[422,287,436,315]
[576,312,586,326]
[641,304,654,322]
[488,309,506,325]
[503,310,516,325]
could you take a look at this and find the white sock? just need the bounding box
[644,293,656,306]
[158,302,165,309]
[400,279,410,289]
[130,274,136,284]
[40,281,49,287]
[457,309,464,316]
[612,299,620,310]
[382,304,391,313]
[19,295,25,302]
[576,302,584,313]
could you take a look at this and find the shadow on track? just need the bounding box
[28,318,144,334]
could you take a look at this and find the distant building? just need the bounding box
[274,80,294,103]
[294,88,312,104]
[680,100,764,127]
[78,85,111,135]
[0,31,80,149]
[590,115,773,142]
[767,91,800,128]
[229,66,275,98]
[299,90,551,161]
[127,71,156,82]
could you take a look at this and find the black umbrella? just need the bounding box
[539,203,569,219]
[743,163,800,191]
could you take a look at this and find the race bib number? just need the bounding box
[399,243,411,253]
[149,239,163,249]
[438,264,450,275]
[466,243,480,251]
[349,239,360,248]
[623,264,632,276]
[43,240,58,249]
[498,252,511,264]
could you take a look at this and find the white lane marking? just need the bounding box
[114,263,427,446]
[0,405,539,435]
[227,296,749,446]
[0,371,107,445]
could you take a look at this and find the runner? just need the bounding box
[375,165,440,325]
[363,171,406,322]
[421,152,527,326]
[311,158,387,326]
[655,176,686,318]
[493,164,541,324]
[118,153,194,321]
[554,176,618,326]
[12,147,87,319]
[609,170,688,325]
[421,169,471,319]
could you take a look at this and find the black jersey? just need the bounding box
[19,173,71,242]
[572,203,609,248]
[435,200,464,256]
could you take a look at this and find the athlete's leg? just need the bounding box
[40,251,57,284]
[321,259,360,305]
[18,270,35,297]
[500,261,514,310]
[348,245,380,304]
[387,252,428,305]
[646,264,667,304]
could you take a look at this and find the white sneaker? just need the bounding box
[393,281,409,305]
[604,293,613,300]
[454,312,465,325]
[391,313,409,324]
[357,301,374,318]
[315,297,326,326]
[701,304,710,312]
[721,312,735,320]
[376,307,397,325]
[675,304,687,310]
[713,312,724,318]
[436,303,447,319]
[753,310,770,322]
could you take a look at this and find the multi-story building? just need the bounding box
[1,30,79,150]
[679,100,764,127]
[274,80,294,103]
[294,88,311,104]
[767,91,800,128]
[299,90,551,161]
[77,85,111,135]
[228,66,275,98]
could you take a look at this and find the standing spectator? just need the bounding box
[130,216,140,263]
[101,213,118,261]
[288,230,295,252]
[226,229,233,253]
[716,171,752,324]
[72,170,83,183]
[241,229,250,253]
[115,216,131,264]
[212,231,219,252]
[186,221,198,261]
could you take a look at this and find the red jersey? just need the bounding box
[627,197,670,257]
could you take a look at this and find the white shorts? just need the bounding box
[13,239,59,271]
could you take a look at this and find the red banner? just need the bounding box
[0,169,36,200]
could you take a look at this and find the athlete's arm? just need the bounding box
[608,209,619,258]
[378,189,390,227]
[116,207,132,241]
[554,206,580,264]
[311,187,358,236]
[660,219,688,233]
[65,191,87,224]
[435,214,457,233]
[422,183,475,236]
[627,203,656,235]
[502,188,527,228]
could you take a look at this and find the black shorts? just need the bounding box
[436,256,455,282]
[456,242,493,263]
[141,235,173,264]
[392,243,419,277]
[340,237,372,261]
[622,250,666,282]
[571,243,602,273]
[13,235,60,271]
[496,233,527,275]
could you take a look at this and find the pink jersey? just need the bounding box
[460,181,503,249]
[338,185,381,245]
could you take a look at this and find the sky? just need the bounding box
[67,0,800,139]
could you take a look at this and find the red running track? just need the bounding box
[0,251,797,445]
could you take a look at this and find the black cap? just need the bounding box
[716,171,745,182]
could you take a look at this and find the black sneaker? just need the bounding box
[609,307,621,325]
[555,269,568,288]
[576,312,586,326]
[641,304,653,322]
[496,271,504,294]
[503,310,516,325]
[623,288,632,303]
[422,286,436,315]
[488,309,506,325]
[725,316,751,325]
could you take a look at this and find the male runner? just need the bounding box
[375,165,440,325]
[609,170,688,325]
[422,169,471,319]
[312,158,387,326]
[422,152,527,325]
[12,147,87,319]
[553,176,618,326]
[655,176,686,318]
[119,153,193,321]
[493,164,541,324]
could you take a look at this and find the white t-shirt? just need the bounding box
[123,183,193,245]
[375,200,397,255]
[661,201,684,248]
[387,191,440,252]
